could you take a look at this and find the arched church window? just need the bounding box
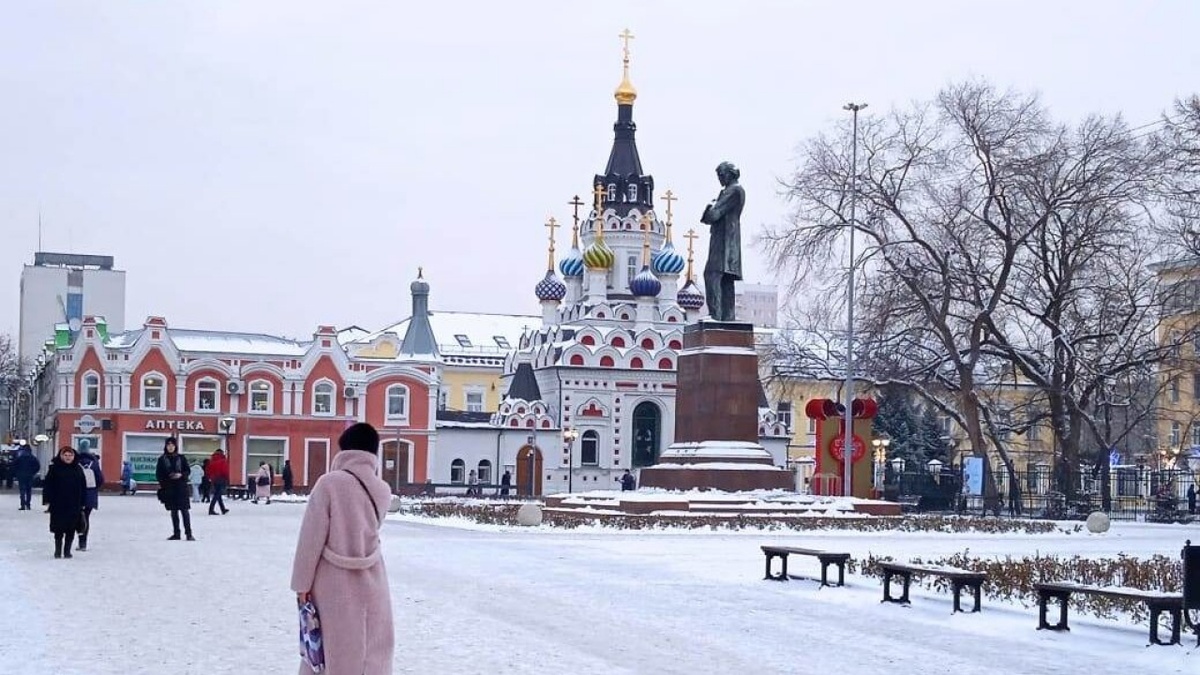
[581,431,599,466]
[627,184,638,202]
[607,184,616,202]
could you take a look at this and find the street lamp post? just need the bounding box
[563,428,579,494]
[842,101,868,498]
[872,438,891,496]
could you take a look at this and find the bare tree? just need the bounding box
[1158,96,1200,253]
[0,334,21,402]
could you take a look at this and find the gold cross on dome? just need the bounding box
[544,216,559,271]
[568,195,585,227]
[592,183,605,213]
[660,189,677,224]
[619,28,635,60]
[683,229,699,280]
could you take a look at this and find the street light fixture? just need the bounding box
[872,438,891,492]
[563,428,579,493]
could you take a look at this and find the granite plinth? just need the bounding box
[674,321,760,445]
[638,441,793,491]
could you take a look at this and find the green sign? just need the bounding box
[129,452,159,484]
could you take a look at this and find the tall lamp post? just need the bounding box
[563,428,579,493]
[842,101,868,498]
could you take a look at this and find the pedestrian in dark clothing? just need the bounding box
[200,459,212,503]
[206,449,230,515]
[1189,483,1197,515]
[500,470,512,496]
[120,460,134,495]
[42,446,87,559]
[155,437,194,541]
[14,445,40,510]
[282,459,294,494]
[620,470,636,491]
[75,448,104,551]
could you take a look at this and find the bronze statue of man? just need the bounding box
[700,161,744,322]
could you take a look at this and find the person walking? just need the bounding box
[189,459,203,503]
[200,459,212,503]
[75,446,104,551]
[120,460,134,495]
[42,446,87,559]
[156,437,194,541]
[13,443,40,510]
[500,470,511,497]
[282,459,294,494]
[467,469,479,497]
[620,469,636,491]
[255,462,272,505]
[207,449,230,515]
[1188,483,1197,515]
[292,423,394,675]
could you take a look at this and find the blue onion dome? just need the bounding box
[651,241,686,276]
[629,265,662,298]
[559,245,584,278]
[677,279,704,310]
[582,237,615,270]
[535,269,567,302]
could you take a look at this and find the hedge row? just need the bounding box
[851,551,1182,622]
[406,502,1070,535]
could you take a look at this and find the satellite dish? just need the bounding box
[69,318,82,332]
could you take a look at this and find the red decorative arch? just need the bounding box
[630,357,644,369]
[600,355,615,367]
[640,338,654,349]
[581,335,596,346]
[611,336,626,348]
[668,339,682,350]
[658,358,673,370]
[569,354,585,366]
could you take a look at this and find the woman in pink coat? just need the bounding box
[291,423,394,674]
[255,462,272,504]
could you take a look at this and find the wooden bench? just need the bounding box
[878,561,986,613]
[1034,581,1183,646]
[760,546,851,588]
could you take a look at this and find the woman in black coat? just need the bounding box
[42,446,87,559]
[155,437,194,541]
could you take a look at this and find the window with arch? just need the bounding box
[600,355,615,367]
[626,254,638,284]
[658,357,673,370]
[627,184,638,202]
[477,459,493,484]
[630,357,644,369]
[196,379,219,411]
[640,338,654,349]
[450,459,466,484]
[611,336,626,348]
[581,430,599,466]
[386,384,409,420]
[141,373,165,411]
[607,184,616,202]
[249,380,272,413]
[82,372,100,408]
[580,335,595,346]
[1170,421,1182,446]
[569,354,585,366]
[313,381,335,415]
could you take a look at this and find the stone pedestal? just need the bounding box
[639,321,793,492]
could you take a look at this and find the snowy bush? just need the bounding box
[854,551,1182,622]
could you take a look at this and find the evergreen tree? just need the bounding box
[872,386,922,467]
[915,404,951,465]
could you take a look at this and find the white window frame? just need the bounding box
[607,184,616,202]
[477,459,492,484]
[196,378,219,413]
[141,372,166,411]
[581,430,600,466]
[386,384,410,422]
[1170,421,1182,447]
[82,371,100,409]
[806,417,817,435]
[450,459,465,484]
[627,184,638,202]
[627,254,638,285]
[248,379,273,414]
[1191,424,1200,448]
[438,387,449,411]
[312,380,335,416]
[464,387,485,413]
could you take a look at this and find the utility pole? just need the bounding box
[843,102,868,498]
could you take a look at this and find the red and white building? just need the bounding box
[49,313,438,491]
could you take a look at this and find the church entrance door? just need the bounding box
[632,402,661,468]
[516,445,543,496]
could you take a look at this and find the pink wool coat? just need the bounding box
[256,465,273,500]
[291,450,394,675]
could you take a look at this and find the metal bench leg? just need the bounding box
[900,573,911,604]
[1170,608,1181,645]
[951,580,963,614]
[837,562,845,587]
[882,570,892,603]
[1037,592,1049,630]
[781,553,789,581]
[764,553,771,581]
[972,583,982,613]
[1149,605,1161,645]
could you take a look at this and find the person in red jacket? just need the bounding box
[206,449,231,515]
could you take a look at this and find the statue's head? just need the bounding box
[716,161,740,186]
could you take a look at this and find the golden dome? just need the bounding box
[614,28,637,106]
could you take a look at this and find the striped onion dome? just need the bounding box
[534,269,567,302]
[676,279,705,310]
[651,241,685,276]
[629,265,662,298]
[582,238,615,270]
[559,245,584,278]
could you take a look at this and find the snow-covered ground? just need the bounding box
[0,490,1195,674]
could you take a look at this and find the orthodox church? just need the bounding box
[394,33,790,494]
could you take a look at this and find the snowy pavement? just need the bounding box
[0,490,1195,674]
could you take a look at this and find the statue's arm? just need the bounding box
[705,186,742,222]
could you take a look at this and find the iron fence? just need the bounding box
[882,466,1198,522]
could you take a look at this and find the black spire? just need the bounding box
[595,29,654,218]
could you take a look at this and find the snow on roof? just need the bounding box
[360,311,539,355]
[104,328,310,357]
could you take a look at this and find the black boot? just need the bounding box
[62,531,75,558]
[77,534,88,551]
[54,533,63,559]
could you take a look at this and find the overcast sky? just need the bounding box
[2,1,1198,340]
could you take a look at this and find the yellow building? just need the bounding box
[1152,258,1200,469]
[348,311,538,414]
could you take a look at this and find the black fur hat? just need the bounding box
[338,423,380,455]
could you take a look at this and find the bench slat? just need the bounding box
[879,561,985,580]
[1034,582,1182,603]
[761,546,850,559]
